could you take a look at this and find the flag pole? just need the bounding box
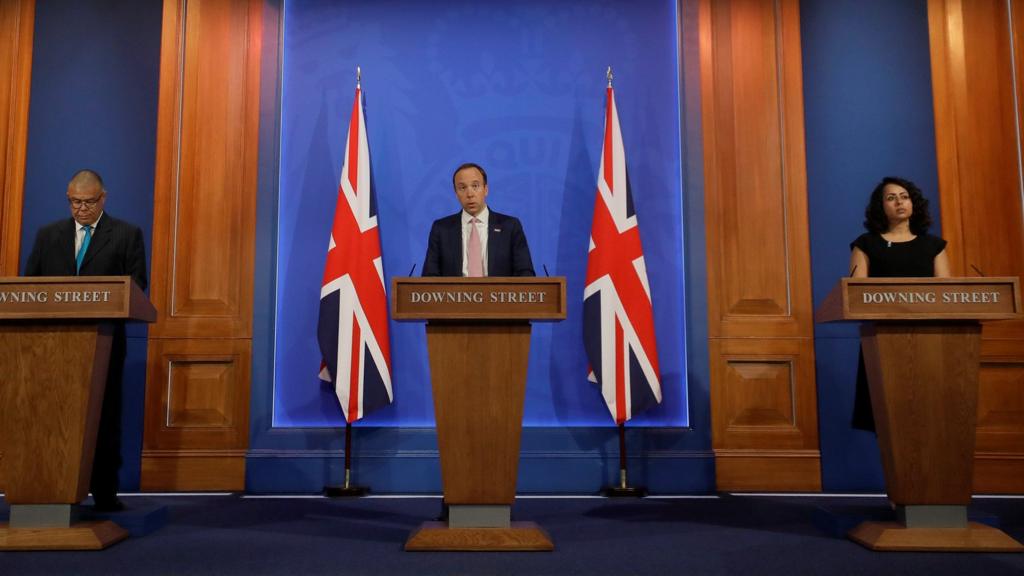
[602,422,647,497]
[325,422,369,497]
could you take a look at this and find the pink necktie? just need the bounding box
[468,218,483,277]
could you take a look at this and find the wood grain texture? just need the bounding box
[405,521,553,552]
[143,338,251,451]
[929,0,1024,492]
[714,450,821,492]
[700,0,819,490]
[861,322,980,505]
[148,0,261,339]
[816,277,1021,322]
[426,323,530,505]
[0,0,33,277]
[0,520,128,551]
[140,451,246,491]
[974,340,1024,492]
[710,338,819,451]
[143,0,262,490]
[0,324,111,504]
[848,521,1022,552]
[392,277,567,321]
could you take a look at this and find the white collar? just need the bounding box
[76,212,103,232]
[462,206,489,224]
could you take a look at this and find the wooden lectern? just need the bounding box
[816,277,1023,552]
[0,276,156,550]
[392,276,566,551]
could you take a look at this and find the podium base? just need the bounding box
[849,521,1024,552]
[324,485,369,498]
[405,521,554,551]
[0,520,128,550]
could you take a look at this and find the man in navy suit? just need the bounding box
[422,163,534,277]
[25,169,148,512]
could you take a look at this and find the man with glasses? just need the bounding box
[422,162,534,277]
[24,168,147,512]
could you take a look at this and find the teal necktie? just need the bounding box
[76,225,92,274]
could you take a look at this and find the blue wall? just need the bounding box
[801,0,941,490]
[19,0,162,491]
[273,0,689,429]
[12,0,949,494]
[248,0,714,494]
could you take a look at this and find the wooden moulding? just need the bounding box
[140,451,246,492]
[0,521,128,551]
[849,521,1023,553]
[713,450,822,492]
[405,522,553,552]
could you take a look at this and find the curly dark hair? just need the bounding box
[863,176,932,235]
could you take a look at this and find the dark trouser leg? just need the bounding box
[851,346,876,432]
[90,327,125,504]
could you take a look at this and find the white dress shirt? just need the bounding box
[75,213,103,256]
[461,206,489,277]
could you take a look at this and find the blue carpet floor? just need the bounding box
[2,494,1023,575]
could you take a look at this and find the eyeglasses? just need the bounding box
[68,197,102,208]
[456,182,484,193]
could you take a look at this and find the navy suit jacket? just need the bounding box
[422,210,534,277]
[25,213,149,290]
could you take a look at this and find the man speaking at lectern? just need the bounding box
[24,168,148,512]
[422,163,535,277]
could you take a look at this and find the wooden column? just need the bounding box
[0,0,34,491]
[141,0,262,491]
[929,0,1024,492]
[699,0,821,491]
[0,0,32,277]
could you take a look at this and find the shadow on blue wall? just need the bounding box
[802,0,939,491]
[19,0,162,491]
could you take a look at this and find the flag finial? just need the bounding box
[357,66,362,88]
[607,66,613,88]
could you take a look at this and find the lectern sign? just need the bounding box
[392,277,566,321]
[0,276,147,320]
[816,277,1021,322]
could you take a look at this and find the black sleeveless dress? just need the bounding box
[849,232,947,431]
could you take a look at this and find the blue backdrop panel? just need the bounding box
[801,0,939,490]
[18,0,162,491]
[274,0,688,428]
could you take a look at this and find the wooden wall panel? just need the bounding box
[142,0,261,491]
[929,0,1024,492]
[149,0,258,340]
[0,0,34,493]
[0,0,33,276]
[142,338,250,491]
[700,0,820,491]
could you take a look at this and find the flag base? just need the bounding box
[602,485,648,498]
[323,485,370,498]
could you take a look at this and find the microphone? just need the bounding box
[848,264,858,277]
[970,263,985,277]
[408,263,417,276]
[542,264,550,277]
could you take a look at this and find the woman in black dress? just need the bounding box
[848,176,950,430]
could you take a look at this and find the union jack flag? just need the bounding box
[583,84,662,424]
[317,83,392,422]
